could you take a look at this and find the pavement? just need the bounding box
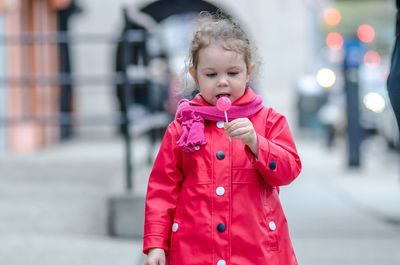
[0,131,399,265]
[0,134,149,265]
[283,134,400,265]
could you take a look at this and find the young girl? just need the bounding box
[143,12,302,265]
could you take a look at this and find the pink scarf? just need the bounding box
[175,95,264,153]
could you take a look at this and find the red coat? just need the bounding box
[143,89,302,265]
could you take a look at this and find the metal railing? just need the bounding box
[0,30,171,192]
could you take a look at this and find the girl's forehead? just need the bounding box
[197,44,246,66]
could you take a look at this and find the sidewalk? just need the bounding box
[0,133,399,265]
[0,135,147,265]
[283,135,400,264]
[297,135,400,225]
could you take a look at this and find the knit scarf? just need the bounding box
[175,95,264,153]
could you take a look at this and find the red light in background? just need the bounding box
[357,24,375,43]
[326,32,344,50]
[323,8,341,26]
[364,50,381,65]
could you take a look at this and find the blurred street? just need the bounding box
[0,133,399,265]
[0,1,399,264]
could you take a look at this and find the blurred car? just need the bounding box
[359,63,399,149]
[295,74,328,130]
[358,64,386,134]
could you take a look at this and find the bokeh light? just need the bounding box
[326,32,344,50]
[363,92,386,113]
[323,8,342,26]
[316,68,336,88]
[364,50,381,65]
[357,24,375,43]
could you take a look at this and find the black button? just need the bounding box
[269,161,277,170]
[217,223,226,232]
[216,151,225,160]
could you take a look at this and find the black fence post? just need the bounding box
[121,31,133,192]
[343,38,363,167]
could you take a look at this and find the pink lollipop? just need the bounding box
[216,97,231,123]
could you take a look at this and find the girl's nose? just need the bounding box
[218,76,229,86]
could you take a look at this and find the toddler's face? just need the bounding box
[190,43,250,105]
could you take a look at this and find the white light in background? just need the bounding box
[316,68,336,88]
[363,92,386,113]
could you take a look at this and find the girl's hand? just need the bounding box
[224,118,258,157]
[145,248,166,265]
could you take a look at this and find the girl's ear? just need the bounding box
[246,64,255,83]
[189,67,198,84]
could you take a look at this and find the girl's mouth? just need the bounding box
[216,94,230,99]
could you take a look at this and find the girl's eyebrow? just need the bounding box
[201,67,216,71]
[227,66,243,70]
[201,66,244,71]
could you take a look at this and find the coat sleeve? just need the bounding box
[143,122,184,254]
[253,109,302,187]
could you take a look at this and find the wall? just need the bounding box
[211,0,313,122]
[0,16,5,154]
[70,0,313,137]
[2,0,60,153]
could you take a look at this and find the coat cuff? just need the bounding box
[143,222,171,254]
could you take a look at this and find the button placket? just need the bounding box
[213,137,229,264]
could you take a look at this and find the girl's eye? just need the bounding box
[206,73,217,77]
[228,72,239,76]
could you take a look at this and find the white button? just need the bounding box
[172,223,179,232]
[216,121,225,128]
[217,259,226,265]
[268,221,276,231]
[194,145,200,150]
[216,186,225,196]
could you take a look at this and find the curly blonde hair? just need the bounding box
[189,11,256,72]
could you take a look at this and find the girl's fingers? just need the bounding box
[228,127,250,138]
[225,121,251,134]
[227,124,252,136]
[230,132,251,140]
[145,259,163,265]
[224,118,256,145]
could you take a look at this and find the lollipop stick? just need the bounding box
[224,111,231,142]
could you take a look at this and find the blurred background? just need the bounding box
[0,0,399,264]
